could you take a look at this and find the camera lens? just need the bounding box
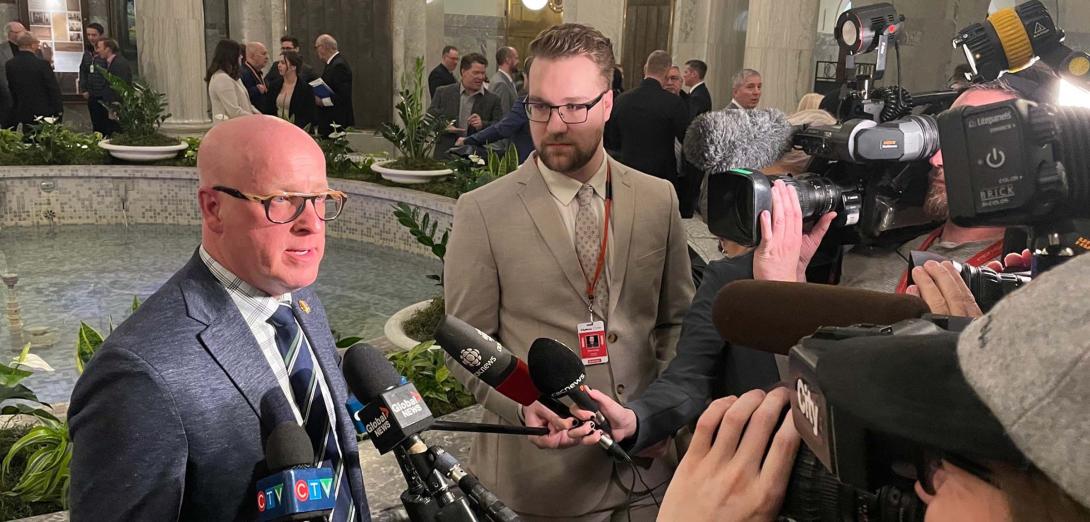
[961,265,1032,312]
[780,447,925,522]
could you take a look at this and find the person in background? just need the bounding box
[795,92,823,113]
[0,22,24,127]
[267,51,316,130]
[5,33,61,128]
[264,35,316,105]
[458,57,535,163]
[664,64,683,95]
[429,52,502,159]
[490,46,519,118]
[89,38,131,136]
[206,39,260,125]
[683,59,712,119]
[314,34,354,135]
[78,23,108,134]
[240,42,270,113]
[729,68,762,109]
[429,45,459,97]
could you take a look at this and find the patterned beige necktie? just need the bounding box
[575,184,608,319]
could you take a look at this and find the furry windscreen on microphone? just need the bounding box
[683,108,795,220]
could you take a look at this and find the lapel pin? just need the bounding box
[299,300,311,314]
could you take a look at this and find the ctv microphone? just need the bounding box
[255,423,335,522]
[527,338,631,463]
[712,280,931,355]
[436,315,573,419]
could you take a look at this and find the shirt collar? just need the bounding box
[459,83,482,97]
[537,153,608,206]
[498,69,512,83]
[326,51,339,65]
[199,245,292,318]
[690,81,705,92]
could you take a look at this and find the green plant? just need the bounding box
[403,296,444,343]
[178,136,201,167]
[0,423,60,519]
[314,124,361,176]
[379,57,450,170]
[387,341,474,416]
[448,144,520,194]
[96,66,180,147]
[0,345,55,422]
[0,345,65,508]
[393,203,449,285]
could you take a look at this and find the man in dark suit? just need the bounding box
[240,42,270,113]
[69,116,370,521]
[428,52,502,159]
[0,22,19,127]
[428,45,458,98]
[683,59,712,119]
[85,38,131,136]
[605,50,689,198]
[314,34,354,136]
[78,23,109,134]
[5,33,61,128]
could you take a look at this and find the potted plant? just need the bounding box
[373,57,453,184]
[95,68,187,162]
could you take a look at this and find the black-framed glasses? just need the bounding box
[213,186,347,224]
[525,90,609,124]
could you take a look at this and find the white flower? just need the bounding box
[329,131,346,139]
[329,123,342,130]
[42,117,57,124]
[468,154,485,166]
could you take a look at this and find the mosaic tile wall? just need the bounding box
[0,166,455,259]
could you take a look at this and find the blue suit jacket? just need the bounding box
[464,95,534,163]
[68,252,370,521]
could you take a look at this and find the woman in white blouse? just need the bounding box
[206,39,260,124]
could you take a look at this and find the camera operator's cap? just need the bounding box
[957,252,1090,508]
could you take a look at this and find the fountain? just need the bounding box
[2,272,24,338]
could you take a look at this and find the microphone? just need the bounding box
[682,108,795,218]
[711,280,930,355]
[255,423,335,522]
[430,447,520,522]
[527,338,631,463]
[435,315,573,419]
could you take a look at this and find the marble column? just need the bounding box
[742,0,820,113]
[671,0,749,110]
[564,0,626,58]
[426,0,446,73]
[393,0,429,97]
[137,0,210,129]
[228,0,286,50]
[851,0,990,94]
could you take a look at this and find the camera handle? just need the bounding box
[1028,221,1089,276]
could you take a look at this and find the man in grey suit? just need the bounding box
[444,23,694,521]
[68,116,369,521]
[428,52,502,159]
[490,46,519,118]
[0,22,21,126]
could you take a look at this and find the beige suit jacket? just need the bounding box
[208,70,260,124]
[443,154,695,517]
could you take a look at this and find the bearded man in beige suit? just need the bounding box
[443,23,695,521]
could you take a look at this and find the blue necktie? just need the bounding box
[268,304,357,522]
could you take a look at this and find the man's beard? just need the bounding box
[537,129,602,174]
[923,178,949,221]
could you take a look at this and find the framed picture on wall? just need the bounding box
[18,0,93,100]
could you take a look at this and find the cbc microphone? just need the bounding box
[712,280,930,355]
[255,423,335,522]
[527,338,631,463]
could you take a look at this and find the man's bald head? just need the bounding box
[245,42,268,69]
[315,34,337,61]
[198,115,324,189]
[6,22,26,44]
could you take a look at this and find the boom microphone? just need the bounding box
[712,280,930,355]
[255,423,335,522]
[527,338,631,462]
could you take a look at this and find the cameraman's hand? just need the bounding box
[569,387,638,444]
[985,248,1032,273]
[753,180,802,282]
[797,211,837,283]
[907,260,983,318]
[659,388,801,522]
[524,401,596,450]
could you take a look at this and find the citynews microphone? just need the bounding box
[436,315,572,419]
[255,423,335,522]
[527,338,631,463]
[712,280,930,355]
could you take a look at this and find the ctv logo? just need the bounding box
[294,477,335,502]
[256,484,283,512]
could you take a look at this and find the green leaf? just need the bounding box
[0,363,34,388]
[335,336,364,349]
[131,295,142,313]
[0,398,57,420]
[76,321,105,374]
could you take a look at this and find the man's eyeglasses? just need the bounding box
[212,186,347,224]
[525,90,609,124]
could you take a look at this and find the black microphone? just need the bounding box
[435,315,576,420]
[255,423,335,522]
[711,280,931,355]
[527,338,631,463]
[430,446,520,522]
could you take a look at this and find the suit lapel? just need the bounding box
[518,160,592,306]
[608,159,635,316]
[180,255,282,430]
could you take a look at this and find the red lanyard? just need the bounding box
[584,166,613,306]
[895,227,1004,293]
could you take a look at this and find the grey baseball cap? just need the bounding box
[958,251,1090,508]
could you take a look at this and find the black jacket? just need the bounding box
[428,63,456,98]
[318,53,355,133]
[605,77,690,181]
[267,78,317,130]
[428,83,503,159]
[5,50,62,126]
[88,54,132,103]
[264,62,317,109]
[239,62,267,114]
[687,83,712,121]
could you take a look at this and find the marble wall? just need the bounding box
[743,0,821,113]
[444,13,506,63]
[671,0,749,111]
[136,0,211,129]
[564,0,626,59]
[0,166,455,259]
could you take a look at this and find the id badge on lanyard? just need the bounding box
[578,166,613,366]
